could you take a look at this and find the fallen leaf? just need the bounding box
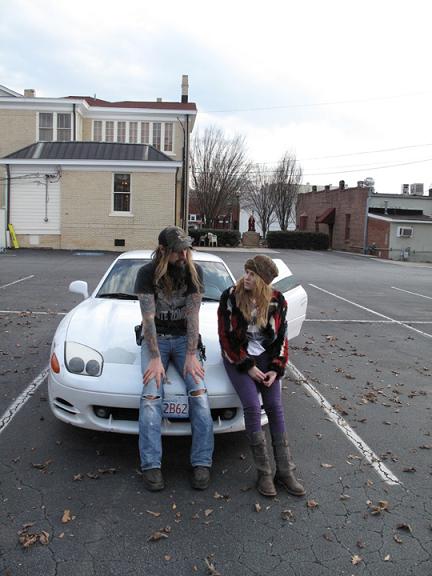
[369,500,389,515]
[321,463,334,469]
[307,499,319,509]
[39,531,50,545]
[18,527,50,549]
[281,509,294,521]
[146,510,161,517]
[97,467,117,474]
[397,523,413,533]
[86,472,99,479]
[384,554,391,561]
[204,509,213,517]
[164,555,171,561]
[254,503,262,513]
[340,494,351,501]
[333,403,348,416]
[402,466,416,473]
[61,510,72,524]
[204,556,222,576]
[419,445,432,450]
[32,459,53,471]
[213,491,230,501]
[393,534,403,544]
[148,531,169,542]
[351,554,362,565]
[356,540,365,549]
[72,473,84,481]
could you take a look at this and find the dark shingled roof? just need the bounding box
[369,213,432,222]
[5,141,175,162]
[64,96,197,111]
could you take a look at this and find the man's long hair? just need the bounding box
[234,274,272,328]
[152,246,201,295]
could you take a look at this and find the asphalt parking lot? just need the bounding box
[0,247,431,576]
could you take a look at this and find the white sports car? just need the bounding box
[48,251,308,435]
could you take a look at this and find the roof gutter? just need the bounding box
[0,159,182,170]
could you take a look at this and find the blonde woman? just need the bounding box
[135,226,213,491]
[218,255,304,497]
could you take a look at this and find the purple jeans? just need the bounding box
[223,352,286,438]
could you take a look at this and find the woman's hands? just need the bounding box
[247,367,278,387]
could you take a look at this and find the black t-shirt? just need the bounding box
[134,260,203,336]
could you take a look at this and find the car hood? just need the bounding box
[65,298,233,393]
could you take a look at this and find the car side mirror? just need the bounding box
[69,280,89,299]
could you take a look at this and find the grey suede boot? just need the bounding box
[272,433,305,496]
[249,431,277,497]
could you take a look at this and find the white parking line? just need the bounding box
[0,366,49,435]
[392,286,432,300]
[305,319,432,324]
[0,310,66,316]
[0,275,34,289]
[309,283,432,339]
[287,361,401,486]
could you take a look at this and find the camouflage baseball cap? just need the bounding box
[158,226,192,251]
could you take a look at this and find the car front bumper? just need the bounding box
[48,371,268,435]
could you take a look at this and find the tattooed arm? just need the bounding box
[138,293,165,387]
[184,292,205,384]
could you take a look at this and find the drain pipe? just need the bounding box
[44,174,49,222]
[362,189,371,254]
[6,164,11,226]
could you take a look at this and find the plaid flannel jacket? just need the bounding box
[217,286,288,377]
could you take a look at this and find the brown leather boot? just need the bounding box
[272,433,305,497]
[249,431,277,497]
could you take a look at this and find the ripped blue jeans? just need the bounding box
[139,335,214,470]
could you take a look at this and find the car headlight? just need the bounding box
[65,342,103,377]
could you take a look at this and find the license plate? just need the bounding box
[162,396,189,419]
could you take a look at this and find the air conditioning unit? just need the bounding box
[397,226,413,238]
[401,184,409,195]
[410,183,424,195]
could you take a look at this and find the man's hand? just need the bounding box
[262,370,277,387]
[184,353,205,385]
[143,357,165,388]
[247,366,266,382]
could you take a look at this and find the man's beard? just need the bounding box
[167,261,187,287]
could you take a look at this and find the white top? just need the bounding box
[246,307,265,356]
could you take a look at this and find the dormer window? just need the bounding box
[39,112,71,141]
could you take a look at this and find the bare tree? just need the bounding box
[242,164,277,239]
[190,126,251,227]
[272,152,302,231]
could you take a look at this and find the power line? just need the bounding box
[193,156,432,178]
[204,91,432,114]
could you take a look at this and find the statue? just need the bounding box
[248,213,256,232]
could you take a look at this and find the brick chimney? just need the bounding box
[24,89,36,97]
[339,180,345,190]
[181,75,189,103]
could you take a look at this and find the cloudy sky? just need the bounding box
[1,0,432,194]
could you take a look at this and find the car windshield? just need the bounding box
[96,258,234,301]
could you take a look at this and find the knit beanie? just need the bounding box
[244,255,279,285]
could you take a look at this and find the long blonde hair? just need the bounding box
[235,273,272,328]
[153,246,202,296]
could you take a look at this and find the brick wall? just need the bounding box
[60,170,176,250]
[367,218,389,258]
[15,234,61,249]
[0,110,36,157]
[297,187,369,251]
